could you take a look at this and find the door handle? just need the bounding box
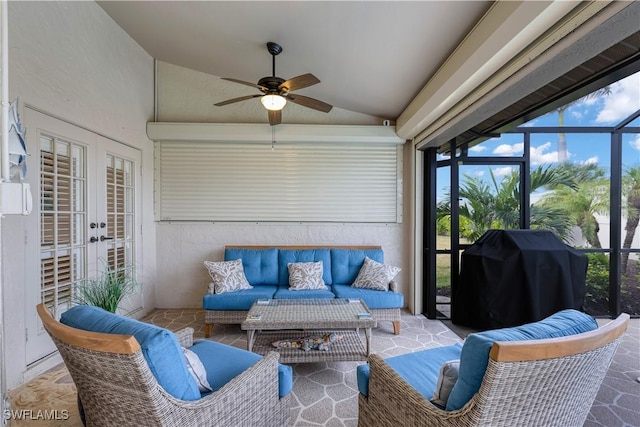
[89,236,98,243]
[100,236,114,242]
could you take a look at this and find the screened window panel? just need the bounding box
[156,141,401,222]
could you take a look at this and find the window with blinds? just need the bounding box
[40,135,86,313]
[106,155,135,271]
[155,141,402,223]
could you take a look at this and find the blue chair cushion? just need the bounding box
[278,249,332,285]
[60,305,201,401]
[330,248,384,285]
[225,248,278,285]
[273,285,336,300]
[331,284,404,309]
[190,340,293,398]
[357,343,463,397]
[203,286,277,310]
[446,309,598,411]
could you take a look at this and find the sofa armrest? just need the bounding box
[389,280,398,292]
[159,351,289,426]
[174,327,194,348]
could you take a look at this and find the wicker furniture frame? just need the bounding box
[37,304,291,427]
[242,299,376,363]
[204,245,402,337]
[358,313,629,427]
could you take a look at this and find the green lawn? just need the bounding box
[435,235,470,289]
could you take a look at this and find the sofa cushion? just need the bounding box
[357,343,463,397]
[60,305,201,401]
[278,249,332,285]
[330,248,384,285]
[190,340,293,398]
[273,285,336,300]
[445,309,598,411]
[225,248,278,285]
[204,259,252,294]
[352,257,401,291]
[332,284,404,309]
[203,286,278,310]
[287,262,328,290]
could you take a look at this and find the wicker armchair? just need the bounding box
[358,313,629,427]
[37,304,290,427]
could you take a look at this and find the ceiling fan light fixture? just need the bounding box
[261,94,287,111]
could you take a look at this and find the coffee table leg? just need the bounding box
[247,330,255,352]
[364,328,372,356]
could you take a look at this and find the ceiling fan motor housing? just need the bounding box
[257,76,286,93]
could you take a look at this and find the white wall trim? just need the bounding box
[147,122,405,144]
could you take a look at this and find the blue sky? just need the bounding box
[437,71,640,196]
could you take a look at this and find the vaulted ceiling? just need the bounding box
[98,1,640,145]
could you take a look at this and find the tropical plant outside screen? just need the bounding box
[434,70,640,318]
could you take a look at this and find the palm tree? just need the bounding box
[438,165,576,242]
[556,87,612,162]
[621,166,640,273]
[543,163,608,248]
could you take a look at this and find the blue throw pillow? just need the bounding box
[445,309,598,411]
[61,305,201,401]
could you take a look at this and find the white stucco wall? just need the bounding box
[2,1,155,390]
[154,62,412,309]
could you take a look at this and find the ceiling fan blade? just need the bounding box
[279,73,320,92]
[286,94,333,113]
[214,94,262,107]
[268,109,282,126]
[221,77,266,91]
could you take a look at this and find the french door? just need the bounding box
[25,108,142,364]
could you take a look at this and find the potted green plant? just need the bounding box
[73,259,138,313]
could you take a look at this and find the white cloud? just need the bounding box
[595,73,640,124]
[530,142,564,165]
[493,166,514,177]
[581,96,599,107]
[474,170,485,177]
[630,135,640,151]
[583,156,599,165]
[571,110,583,120]
[493,143,523,156]
[469,145,486,152]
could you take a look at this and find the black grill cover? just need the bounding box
[452,229,587,330]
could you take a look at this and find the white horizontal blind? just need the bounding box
[156,141,400,222]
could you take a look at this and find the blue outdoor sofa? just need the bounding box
[203,246,405,337]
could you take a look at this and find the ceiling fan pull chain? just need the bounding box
[271,126,276,150]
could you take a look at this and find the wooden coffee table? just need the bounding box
[241,299,377,363]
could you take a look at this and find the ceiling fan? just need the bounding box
[215,42,333,126]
